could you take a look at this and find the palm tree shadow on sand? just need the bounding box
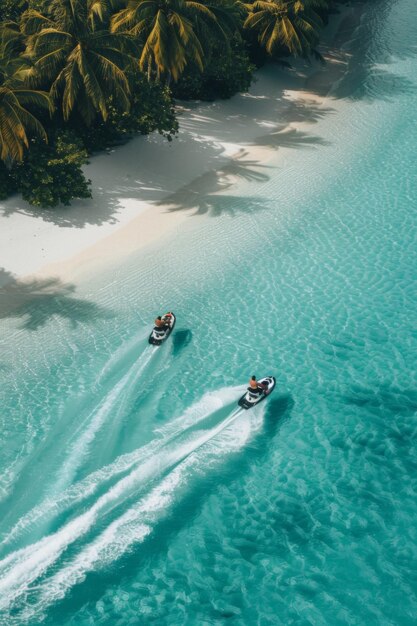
[278,100,335,125]
[0,268,112,331]
[251,127,331,151]
[160,150,273,216]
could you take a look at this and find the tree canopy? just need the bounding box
[244,0,328,58]
[0,0,339,205]
[0,47,51,163]
[22,0,133,124]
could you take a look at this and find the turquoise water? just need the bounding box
[1,0,417,623]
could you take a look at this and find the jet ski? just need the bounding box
[238,376,276,409]
[148,312,176,345]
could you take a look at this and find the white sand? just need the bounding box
[0,4,357,287]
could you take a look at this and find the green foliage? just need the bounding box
[111,0,242,83]
[0,24,51,165]
[12,130,91,207]
[0,161,17,198]
[244,0,328,60]
[172,38,255,101]
[0,0,49,21]
[25,0,50,12]
[23,0,133,125]
[0,0,340,207]
[0,0,26,21]
[78,74,178,151]
[242,25,270,68]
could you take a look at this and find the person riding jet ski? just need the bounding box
[248,375,268,395]
[238,375,275,409]
[154,312,172,330]
[149,312,176,345]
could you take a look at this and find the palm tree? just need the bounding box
[111,0,242,82]
[0,18,25,58]
[23,0,133,125]
[244,0,327,59]
[0,52,51,164]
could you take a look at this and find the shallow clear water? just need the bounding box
[1,0,417,623]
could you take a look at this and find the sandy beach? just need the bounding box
[0,3,359,288]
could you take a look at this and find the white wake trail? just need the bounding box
[0,386,241,550]
[95,329,149,385]
[0,390,246,609]
[20,405,265,620]
[51,347,155,496]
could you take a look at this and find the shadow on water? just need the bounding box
[42,394,294,625]
[341,383,417,477]
[165,193,271,218]
[318,0,417,102]
[263,393,295,433]
[334,66,417,102]
[0,268,112,331]
[343,383,417,418]
[172,329,193,356]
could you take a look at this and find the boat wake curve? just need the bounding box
[0,386,241,551]
[0,388,258,619]
[49,346,156,498]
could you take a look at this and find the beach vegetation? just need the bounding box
[244,0,328,60]
[0,128,91,206]
[0,161,17,198]
[172,35,255,101]
[111,0,242,83]
[13,129,92,207]
[0,0,26,22]
[0,0,340,207]
[22,0,133,125]
[77,71,178,151]
[0,45,51,164]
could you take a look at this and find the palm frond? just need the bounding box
[0,86,48,163]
